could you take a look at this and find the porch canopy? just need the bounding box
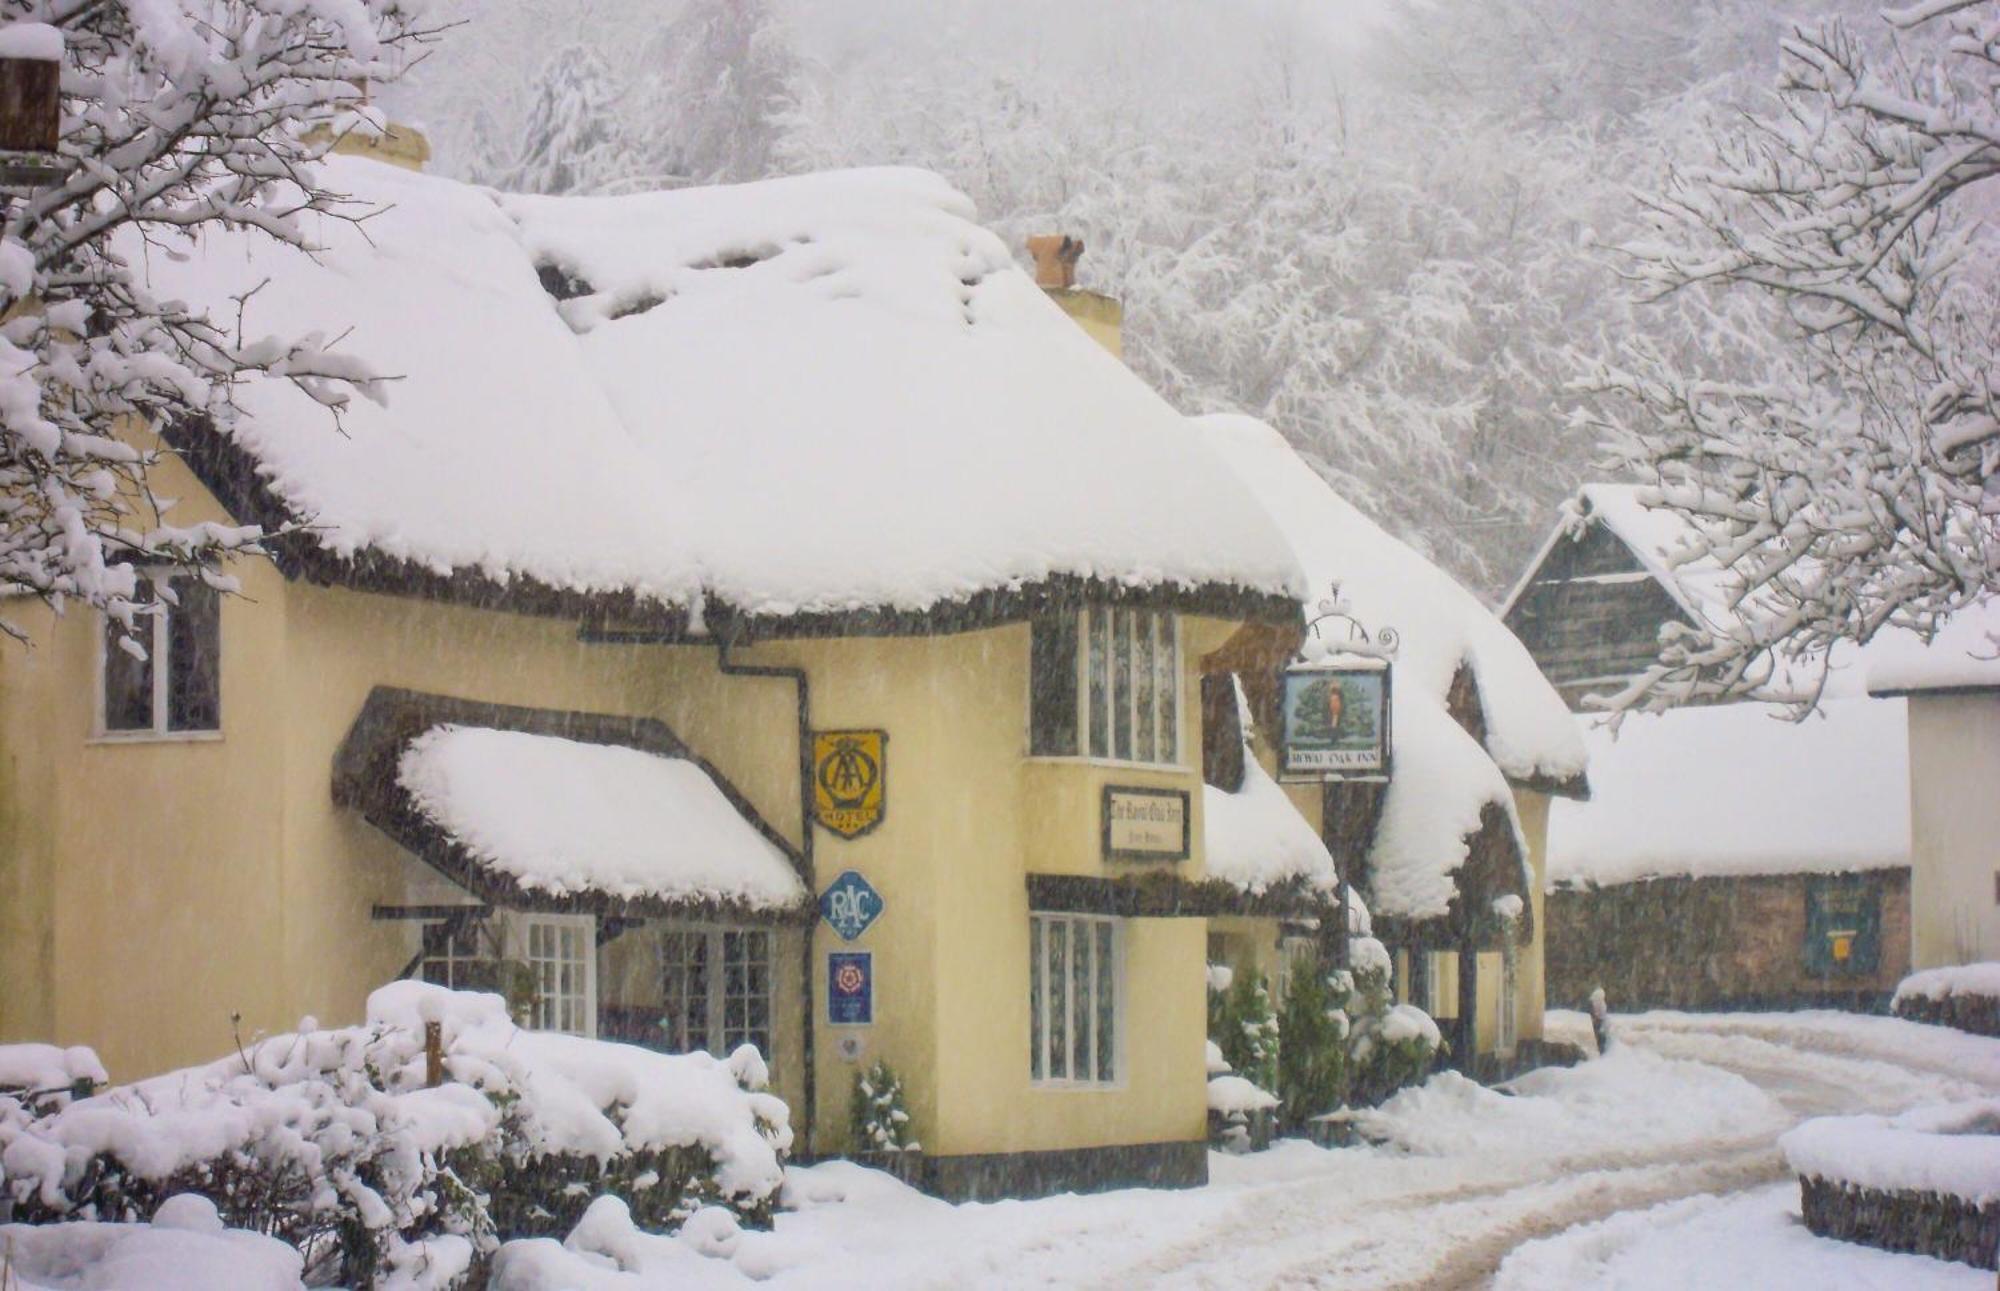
[335,687,811,922]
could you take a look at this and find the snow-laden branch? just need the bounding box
[1587,0,2000,711]
[0,0,439,642]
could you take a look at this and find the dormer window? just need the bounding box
[1030,608,1179,766]
[97,570,221,737]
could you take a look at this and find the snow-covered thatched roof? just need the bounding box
[1198,415,1584,788]
[152,158,1303,627]
[1547,699,1910,889]
[1197,415,1580,922]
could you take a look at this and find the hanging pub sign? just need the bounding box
[812,729,886,838]
[1279,658,1391,781]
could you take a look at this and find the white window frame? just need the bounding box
[1027,607,1181,768]
[514,913,597,1038]
[1029,912,1124,1088]
[658,923,776,1062]
[92,567,223,743]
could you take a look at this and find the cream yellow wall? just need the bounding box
[3,433,1251,1164]
[1907,694,2000,969]
[1,599,64,1046]
[671,617,1239,1160]
[1511,788,1550,1046]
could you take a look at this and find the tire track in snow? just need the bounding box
[1094,1013,1994,1290]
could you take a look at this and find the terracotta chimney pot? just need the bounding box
[1026,234,1084,291]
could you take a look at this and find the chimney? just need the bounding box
[1025,232,1123,360]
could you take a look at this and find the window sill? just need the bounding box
[1022,755,1188,774]
[1029,1080,1128,1093]
[86,729,225,746]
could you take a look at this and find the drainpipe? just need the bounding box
[717,634,817,1159]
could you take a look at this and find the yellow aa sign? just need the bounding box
[813,730,887,839]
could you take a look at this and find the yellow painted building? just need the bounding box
[2,140,1588,1204]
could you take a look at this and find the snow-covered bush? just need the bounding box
[1207,968,1280,1095]
[0,984,790,1284]
[1344,938,1444,1108]
[1892,964,2000,1039]
[848,1061,919,1154]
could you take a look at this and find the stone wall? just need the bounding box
[1893,990,2000,1038]
[1546,868,1910,1013]
[1799,1176,1999,1269]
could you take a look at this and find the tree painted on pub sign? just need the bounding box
[1289,675,1380,748]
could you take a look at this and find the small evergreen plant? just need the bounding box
[849,1060,920,1154]
[1210,969,1281,1093]
[1276,950,1348,1129]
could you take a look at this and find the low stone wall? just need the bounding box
[1892,989,2000,1038]
[1799,1175,2000,1269]
[1546,867,1909,1013]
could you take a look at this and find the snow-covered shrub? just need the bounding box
[1344,937,1444,1108]
[1208,969,1280,1094]
[848,1061,919,1154]
[1892,964,2000,1039]
[1206,1072,1280,1155]
[0,984,790,1284]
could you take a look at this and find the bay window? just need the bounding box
[1029,607,1178,765]
[1030,912,1121,1085]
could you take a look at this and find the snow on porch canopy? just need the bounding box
[333,688,809,919]
[145,158,1303,630]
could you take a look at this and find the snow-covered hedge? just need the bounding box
[0,984,790,1285]
[1893,964,2000,1038]
[1784,1100,2000,1270]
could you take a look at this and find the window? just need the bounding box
[1030,913,1120,1085]
[1029,607,1178,765]
[419,917,505,993]
[99,570,220,736]
[661,926,772,1061]
[525,915,596,1037]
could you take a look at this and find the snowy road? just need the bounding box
[1099,1011,2000,1289]
[497,1011,2000,1289]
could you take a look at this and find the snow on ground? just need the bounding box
[495,1011,1994,1290]
[1493,1183,1988,1290]
[1339,1045,1787,1165]
[13,1010,1997,1288]
[0,1197,302,1291]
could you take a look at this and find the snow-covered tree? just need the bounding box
[481,44,642,194]
[0,0,434,642]
[637,0,794,187]
[1580,1,2000,708]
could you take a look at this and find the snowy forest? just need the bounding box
[389,0,1893,599]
